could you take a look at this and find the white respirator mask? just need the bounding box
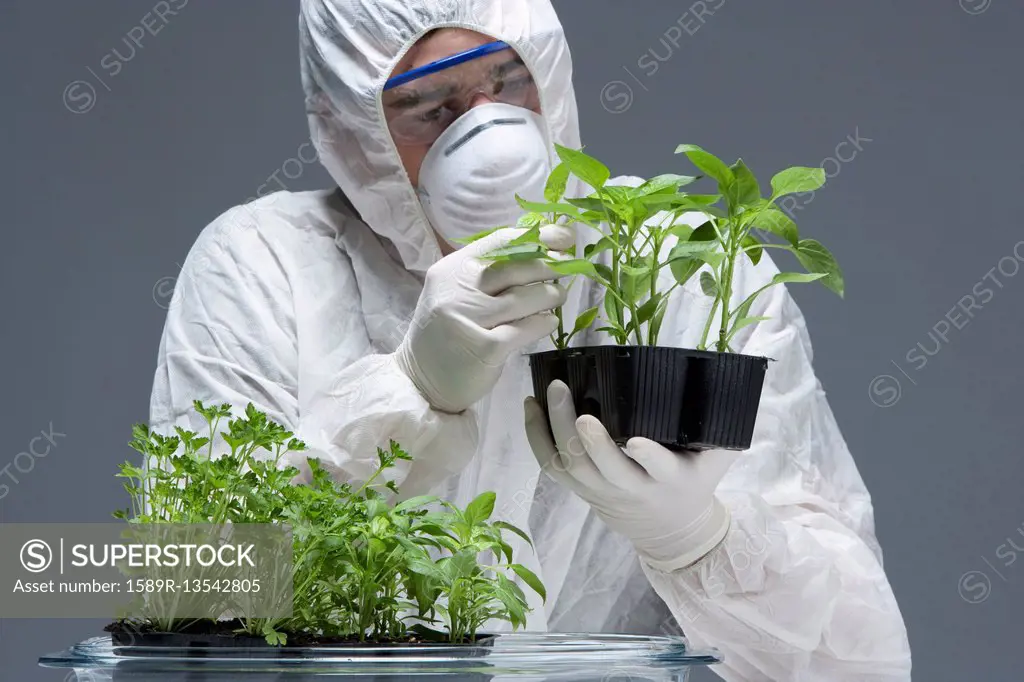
[415,103,553,247]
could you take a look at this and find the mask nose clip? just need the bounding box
[445,118,527,157]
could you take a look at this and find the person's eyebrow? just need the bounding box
[492,55,529,76]
[384,82,459,110]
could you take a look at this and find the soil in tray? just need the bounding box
[105,619,494,650]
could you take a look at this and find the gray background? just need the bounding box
[1,1,1022,680]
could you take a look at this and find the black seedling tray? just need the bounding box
[529,345,769,450]
[108,622,495,659]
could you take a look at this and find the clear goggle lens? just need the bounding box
[383,41,541,147]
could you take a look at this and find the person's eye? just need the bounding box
[493,73,533,98]
[415,106,457,129]
[418,107,446,123]
[503,75,533,91]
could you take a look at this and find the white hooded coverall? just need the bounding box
[148,1,913,679]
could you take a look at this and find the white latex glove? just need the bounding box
[396,225,574,414]
[524,380,737,572]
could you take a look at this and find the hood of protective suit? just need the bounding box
[299,0,582,273]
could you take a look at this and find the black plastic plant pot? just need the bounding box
[529,345,769,451]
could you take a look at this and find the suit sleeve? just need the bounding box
[148,206,477,494]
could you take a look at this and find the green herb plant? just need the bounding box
[462,144,844,353]
[114,403,305,636]
[114,403,544,646]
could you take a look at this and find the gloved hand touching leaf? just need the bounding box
[396,225,575,414]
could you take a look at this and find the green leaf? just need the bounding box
[264,630,287,647]
[483,243,547,261]
[741,234,763,265]
[509,225,541,246]
[663,227,720,284]
[725,316,770,346]
[730,271,829,326]
[544,162,570,204]
[565,196,607,213]
[690,220,719,242]
[770,166,825,197]
[700,271,719,298]
[393,495,439,513]
[365,498,388,519]
[464,491,497,525]
[600,191,636,225]
[667,216,719,243]
[667,248,707,287]
[636,194,694,211]
[548,258,598,278]
[593,262,614,285]
[515,196,582,216]
[516,212,544,228]
[407,556,443,579]
[494,521,534,548]
[726,159,760,208]
[668,246,725,272]
[679,194,724,205]
[572,306,600,335]
[666,240,721,258]
[370,515,390,537]
[635,294,663,325]
[595,324,627,338]
[603,287,621,324]
[649,294,672,345]
[666,222,694,241]
[510,563,547,602]
[675,144,735,187]
[584,236,615,260]
[600,294,627,344]
[753,207,799,246]
[493,573,529,628]
[555,144,611,190]
[620,262,653,305]
[602,186,640,204]
[634,192,724,213]
[409,624,450,643]
[446,548,480,580]
[770,272,827,286]
[638,174,699,195]
[368,536,387,556]
[794,239,844,297]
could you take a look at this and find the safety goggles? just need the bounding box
[382,40,541,147]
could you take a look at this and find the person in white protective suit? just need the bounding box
[148,1,913,679]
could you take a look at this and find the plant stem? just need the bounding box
[647,230,664,346]
[699,297,720,350]
[711,214,738,353]
[353,461,386,498]
[596,190,626,343]
[549,210,568,350]
[630,305,643,346]
[553,299,566,349]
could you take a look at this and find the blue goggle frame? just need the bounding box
[384,40,513,91]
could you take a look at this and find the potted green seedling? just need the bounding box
[106,402,545,654]
[41,400,724,677]
[467,144,843,450]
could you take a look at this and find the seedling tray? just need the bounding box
[530,345,769,450]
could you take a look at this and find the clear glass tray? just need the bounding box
[40,632,722,681]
